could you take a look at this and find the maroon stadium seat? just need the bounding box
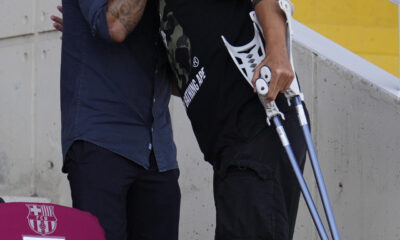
[0,202,105,240]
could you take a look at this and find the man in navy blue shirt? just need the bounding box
[52,1,180,239]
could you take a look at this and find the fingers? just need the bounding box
[281,69,294,93]
[52,22,63,32]
[265,68,294,103]
[265,73,279,103]
[51,6,63,40]
[51,15,63,25]
[253,55,294,103]
[51,16,63,31]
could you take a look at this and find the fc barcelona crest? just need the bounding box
[26,204,58,236]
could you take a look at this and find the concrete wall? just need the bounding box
[292,43,400,240]
[0,0,70,206]
[1,2,400,240]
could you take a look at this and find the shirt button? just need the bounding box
[151,128,154,132]
[153,98,156,103]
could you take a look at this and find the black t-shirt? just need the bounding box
[160,0,291,164]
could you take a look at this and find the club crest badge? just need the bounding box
[26,204,58,236]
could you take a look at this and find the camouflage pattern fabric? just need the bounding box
[159,0,192,90]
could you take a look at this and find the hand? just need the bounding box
[251,50,294,103]
[252,0,294,103]
[50,5,63,39]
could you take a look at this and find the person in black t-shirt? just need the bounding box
[159,0,307,239]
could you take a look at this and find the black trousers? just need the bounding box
[64,141,181,240]
[213,109,308,240]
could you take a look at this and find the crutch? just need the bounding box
[260,2,341,239]
[221,1,340,239]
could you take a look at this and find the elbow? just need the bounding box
[107,19,128,43]
[110,32,127,43]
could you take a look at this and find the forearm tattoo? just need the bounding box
[107,0,146,33]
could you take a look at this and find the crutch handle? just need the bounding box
[260,65,272,81]
[255,78,269,95]
[255,66,272,95]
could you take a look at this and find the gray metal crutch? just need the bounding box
[273,2,341,239]
[255,66,329,240]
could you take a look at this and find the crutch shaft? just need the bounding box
[293,97,341,240]
[272,117,329,240]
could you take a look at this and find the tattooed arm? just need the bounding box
[106,0,147,42]
[77,0,147,42]
[251,0,294,103]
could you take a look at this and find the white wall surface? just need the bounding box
[0,0,71,206]
[1,2,400,240]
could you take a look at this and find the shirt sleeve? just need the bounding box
[78,0,112,41]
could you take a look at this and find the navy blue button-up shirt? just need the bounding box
[60,0,177,172]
